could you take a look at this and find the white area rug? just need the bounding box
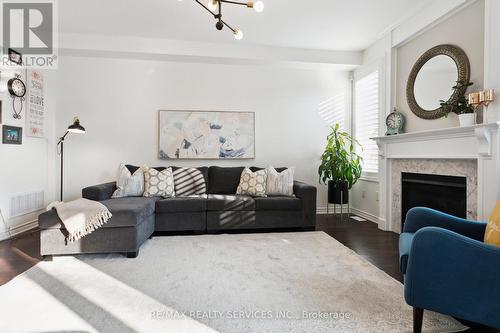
[0,232,466,333]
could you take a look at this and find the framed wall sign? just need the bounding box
[8,48,22,65]
[26,70,45,138]
[2,125,23,144]
[158,110,255,160]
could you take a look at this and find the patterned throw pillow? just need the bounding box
[142,166,175,198]
[173,168,207,196]
[485,200,500,247]
[266,166,295,196]
[112,163,144,198]
[236,167,267,197]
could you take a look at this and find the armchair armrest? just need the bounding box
[405,227,500,329]
[293,181,317,228]
[82,182,116,201]
[404,207,487,241]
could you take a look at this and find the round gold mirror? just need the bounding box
[406,44,470,119]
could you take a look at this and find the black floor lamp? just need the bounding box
[57,117,85,201]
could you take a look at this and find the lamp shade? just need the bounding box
[67,117,85,134]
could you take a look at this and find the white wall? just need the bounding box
[484,0,500,124]
[349,35,392,222]
[0,68,57,239]
[396,0,485,133]
[350,1,487,225]
[55,56,350,208]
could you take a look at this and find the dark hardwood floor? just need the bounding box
[316,213,403,282]
[0,228,42,286]
[0,214,497,332]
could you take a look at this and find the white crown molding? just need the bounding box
[391,0,478,48]
[58,33,362,69]
[362,0,475,54]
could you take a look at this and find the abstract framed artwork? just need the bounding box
[158,110,255,160]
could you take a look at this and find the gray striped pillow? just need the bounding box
[173,168,207,196]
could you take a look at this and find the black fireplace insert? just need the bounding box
[401,172,467,229]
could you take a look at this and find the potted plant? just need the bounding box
[440,80,475,127]
[318,123,363,205]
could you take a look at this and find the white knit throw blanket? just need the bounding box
[47,198,112,243]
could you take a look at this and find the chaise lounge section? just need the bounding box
[39,166,317,258]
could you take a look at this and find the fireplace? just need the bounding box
[401,172,467,228]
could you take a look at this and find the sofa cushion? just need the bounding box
[236,167,268,197]
[399,232,415,274]
[250,166,288,173]
[485,200,500,246]
[39,197,157,229]
[112,163,144,198]
[265,166,295,196]
[142,166,175,198]
[208,166,244,194]
[207,194,255,211]
[98,197,157,227]
[125,165,209,187]
[173,167,207,196]
[254,196,301,211]
[156,195,207,213]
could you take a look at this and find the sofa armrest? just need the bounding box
[404,207,487,241]
[405,226,500,328]
[293,181,317,227]
[82,182,117,201]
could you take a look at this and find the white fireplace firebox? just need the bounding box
[372,123,500,233]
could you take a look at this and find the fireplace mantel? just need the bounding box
[371,123,500,233]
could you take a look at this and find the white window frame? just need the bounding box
[352,59,385,178]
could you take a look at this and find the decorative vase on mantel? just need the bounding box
[458,113,475,127]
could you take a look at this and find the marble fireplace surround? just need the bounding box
[373,123,500,233]
[391,159,477,233]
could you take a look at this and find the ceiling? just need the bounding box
[59,0,430,51]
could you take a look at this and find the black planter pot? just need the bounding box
[328,181,349,204]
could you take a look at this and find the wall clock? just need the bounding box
[385,108,405,135]
[7,75,26,119]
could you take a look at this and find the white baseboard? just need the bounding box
[316,205,352,215]
[349,208,379,224]
[0,209,42,242]
[317,206,328,214]
[317,206,380,224]
[0,219,38,242]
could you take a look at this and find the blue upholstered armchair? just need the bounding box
[399,207,500,332]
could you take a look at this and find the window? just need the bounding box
[354,70,379,174]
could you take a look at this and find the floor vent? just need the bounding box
[10,191,45,217]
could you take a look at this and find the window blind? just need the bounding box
[355,71,379,173]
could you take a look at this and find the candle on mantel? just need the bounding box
[483,89,495,104]
[469,92,480,106]
[479,91,486,103]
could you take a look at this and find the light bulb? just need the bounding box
[234,29,243,40]
[253,1,264,12]
[207,0,218,11]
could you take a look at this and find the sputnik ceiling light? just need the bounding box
[179,0,264,40]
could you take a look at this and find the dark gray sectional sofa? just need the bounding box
[39,166,317,258]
